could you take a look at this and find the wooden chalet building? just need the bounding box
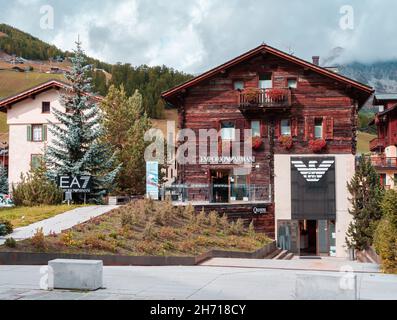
[162,44,373,258]
[369,93,397,189]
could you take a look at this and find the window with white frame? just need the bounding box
[281,119,291,136]
[314,118,324,139]
[233,80,244,91]
[221,121,235,141]
[32,125,43,142]
[287,78,298,89]
[251,121,261,137]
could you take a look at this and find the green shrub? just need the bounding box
[0,219,13,236]
[248,220,256,238]
[31,228,46,250]
[5,237,16,248]
[12,164,63,206]
[229,219,245,236]
[374,219,397,274]
[208,211,218,227]
[381,190,397,229]
[120,210,136,229]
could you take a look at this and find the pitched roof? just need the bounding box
[162,44,374,101]
[374,93,397,102]
[0,79,102,112]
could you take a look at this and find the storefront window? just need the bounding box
[230,175,249,201]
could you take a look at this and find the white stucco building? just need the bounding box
[0,80,99,189]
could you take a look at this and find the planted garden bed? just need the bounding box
[0,199,272,259]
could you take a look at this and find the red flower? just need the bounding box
[309,139,327,153]
[278,135,293,150]
[252,136,263,150]
[267,88,287,100]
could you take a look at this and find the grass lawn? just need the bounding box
[357,131,376,154]
[1,200,272,256]
[0,204,84,228]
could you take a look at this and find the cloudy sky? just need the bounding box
[0,0,396,73]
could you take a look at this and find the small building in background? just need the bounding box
[369,93,397,189]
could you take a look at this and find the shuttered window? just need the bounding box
[27,124,47,142]
[314,119,324,139]
[27,125,32,141]
[324,117,334,140]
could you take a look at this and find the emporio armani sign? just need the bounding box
[291,160,335,182]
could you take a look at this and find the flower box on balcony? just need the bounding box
[278,135,293,150]
[252,136,263,150]
[309,139,327,153]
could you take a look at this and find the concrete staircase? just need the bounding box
[265,248,294,260]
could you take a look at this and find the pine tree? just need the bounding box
[0,165,8,194]
[45,40,120,202]
[346,156,384,250]
[100,85,151,194]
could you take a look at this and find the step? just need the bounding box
[265,248,282,259]
[274,250,289,260]
[284,252,295,260]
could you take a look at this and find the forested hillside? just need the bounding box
[0,24,193,119]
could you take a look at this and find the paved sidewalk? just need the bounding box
[201,257,381,273]
[0,205,118,245]
[0,265,396,300]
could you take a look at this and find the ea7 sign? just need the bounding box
[58,176,92,193]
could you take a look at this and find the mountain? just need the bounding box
[0,24,193,119]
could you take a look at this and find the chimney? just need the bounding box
[312,56,320,66]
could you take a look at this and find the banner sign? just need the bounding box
[58,176,92,193]
[291,157,336,220]
[146,161,159,200]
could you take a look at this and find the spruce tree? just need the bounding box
[0,165,8,194]
[346,156,384,250]
[45,41,120,202]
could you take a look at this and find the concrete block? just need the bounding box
[295,273,357,300]
[48,259,103,291]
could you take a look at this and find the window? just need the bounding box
[314,118,323,139]
[42,101,50,113]
[281,119,291,136]
[230,175,249,201]
[221,121,235,141]
[233,80,244,91]
[251,121,261,137]
[32,125,43,142]
[259,73,272,89]
[27,124,47,142]
[287,78,298,89]
[31,154,43,170]
[380,174,386,187]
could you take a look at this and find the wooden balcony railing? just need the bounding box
[369,138,386,151]
[239,88,292,110]
[370,156,397,168]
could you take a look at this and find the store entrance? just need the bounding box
[298,220,336,256]
[211,170,229,203]
[300,220,317,255]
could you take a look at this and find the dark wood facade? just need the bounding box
[163,44,373,238]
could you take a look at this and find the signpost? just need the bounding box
[146,161,159,200]
[58,176,92,204]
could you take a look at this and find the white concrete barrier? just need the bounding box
[48,259,103,291]
[295,273,357,300]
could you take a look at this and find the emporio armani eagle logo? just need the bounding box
[291,160,335,182]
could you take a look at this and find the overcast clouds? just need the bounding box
[0,0,396,73]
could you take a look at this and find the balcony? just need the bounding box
[370,156,397,169]
[238,88,292,112]
[369,138,386,152]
